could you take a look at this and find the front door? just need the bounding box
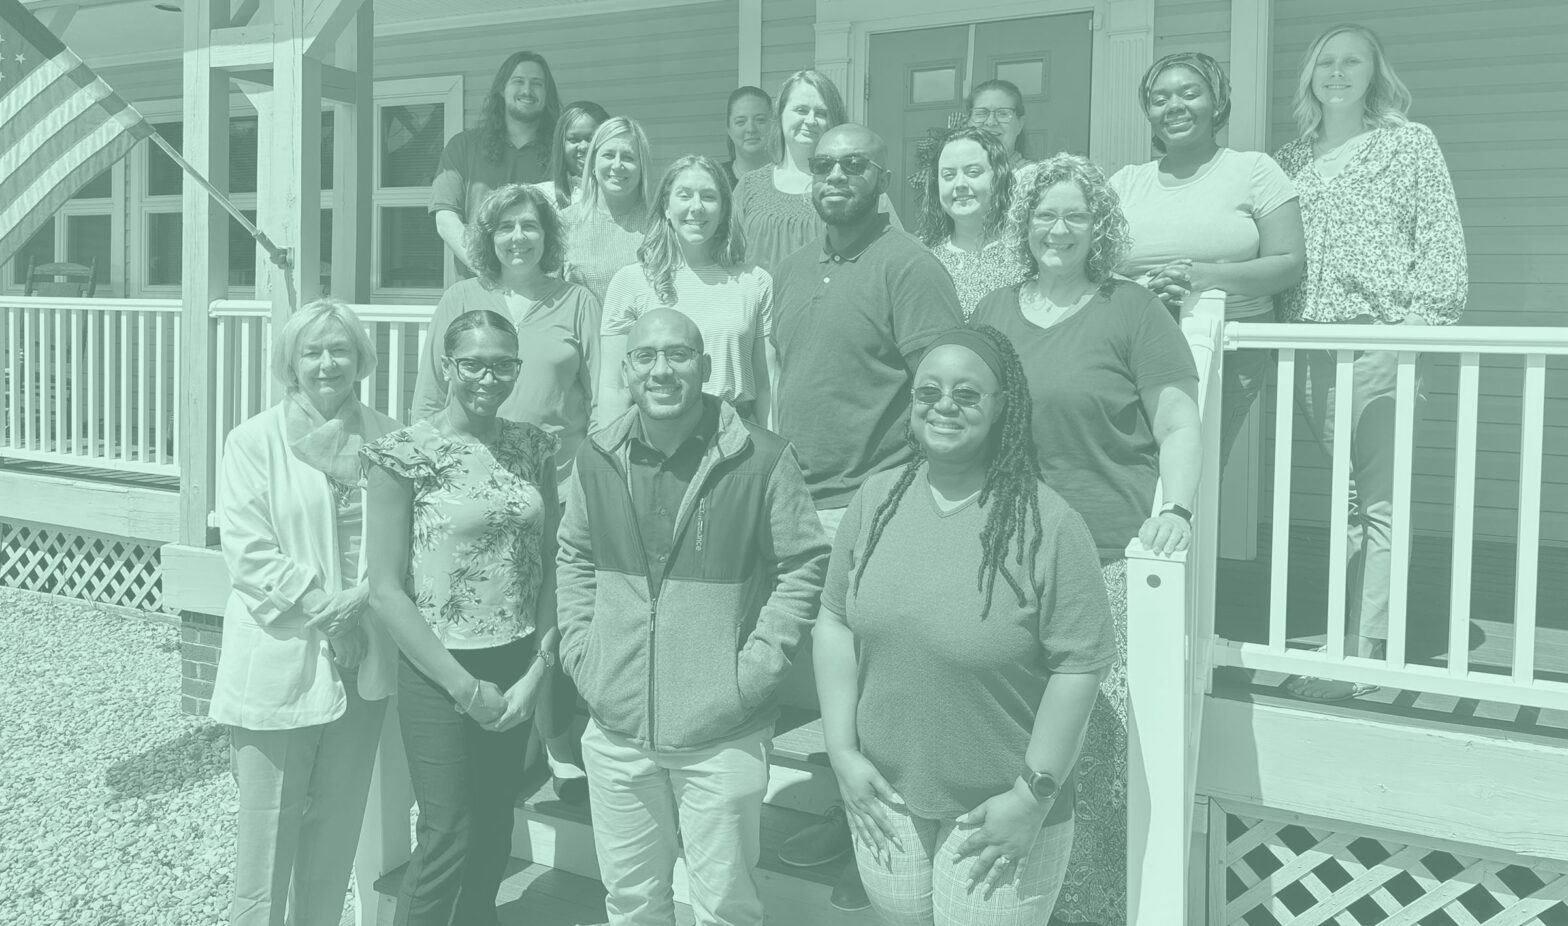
[868,13,1094,226]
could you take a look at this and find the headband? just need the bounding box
[926,328,1006,383]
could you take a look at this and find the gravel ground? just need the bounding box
[0,587,357,926]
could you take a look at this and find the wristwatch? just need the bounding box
[1160,502,1193,522]
[1021,765,1059,803]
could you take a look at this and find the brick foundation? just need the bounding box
[180,610,223,717]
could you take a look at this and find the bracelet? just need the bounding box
[455,680,481,715]
[1160,503,1193,523]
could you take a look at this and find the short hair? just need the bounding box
[966,78,1029,158]
[1009,153,1129,289]
[773,70,848,163]
[640,155,746,304]
[916,126,1017,247]
[725,86,773,162]
[1292,23,1412,141]
[577,116,655,215]
[466,183,565,284]
[477,52,561,165]
[270,298,378,391]
[443,309,519,356]
[1138,52,1232,153]
[546,100,611,209]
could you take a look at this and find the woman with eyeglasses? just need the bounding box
[561,116,655,305]
[917,126,1027,319]
[1271,25,1465,702]
[365,308,560,926]
[732,69,900,274]
[965,79,1031,170]
[723,86,773,188]
[970,153,1201,926]
[813,323,1114,925]
[596,155,776,428]
[1108,51,1304,468]
[536,100,610,211]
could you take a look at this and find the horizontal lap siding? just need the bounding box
[1263,0,1568,545]
[376,2,739,178]
[1154,0,1231,64]
[760,0,816,99]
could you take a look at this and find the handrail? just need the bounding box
[1,296,183,313]
[209,299,436,324]
[1227,322,1568,354]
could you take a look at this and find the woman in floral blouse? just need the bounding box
[1272,23,1466,701]
[364,309,560,926]
[916,126,1028,319]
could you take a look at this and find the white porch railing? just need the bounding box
[1,296,183,476]
[1213,323,1568,712]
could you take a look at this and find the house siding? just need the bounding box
[1264,0,1568,544]
[760,0,816,98]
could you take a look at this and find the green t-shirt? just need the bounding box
[822,464,1115,818]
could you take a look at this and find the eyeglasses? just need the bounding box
[626,346,699,371]
[806,154,887,177]
[968,107,1018,125]
[1032,211,1095,231]
[447,357,522,382]
[912,384,995,408]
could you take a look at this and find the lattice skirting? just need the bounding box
[0,519,168,614]
[1212,801,1568,925]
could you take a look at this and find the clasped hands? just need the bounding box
[1145,258,1203,312]
[830,748,1050,900]
[460,664,547,734]
[304,586,368,669]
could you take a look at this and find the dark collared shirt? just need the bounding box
[625,399,720,595]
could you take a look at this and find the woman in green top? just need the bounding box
[814,325,1114,925]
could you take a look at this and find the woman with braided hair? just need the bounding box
[812,324,1115,925]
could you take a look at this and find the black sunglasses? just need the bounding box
[806,154,887,177]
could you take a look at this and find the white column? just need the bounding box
[739,0,763,88]
[1090,0,1157,177]
[814,20,853,118]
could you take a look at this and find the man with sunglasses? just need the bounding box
[768,123,962,911]
[557,308,829,926]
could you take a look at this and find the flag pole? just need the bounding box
[147,129,294,271]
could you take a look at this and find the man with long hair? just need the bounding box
[430,51,561,273]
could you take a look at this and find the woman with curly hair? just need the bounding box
[536,100,610,210]
[561,116,655,304]
[1108,51,1303,467]
[813,323,1114,925]
[595,154,776,426]
[1273,24,1466,701]
[412,183,600,480]
[917,126,1028,319]
[970,153,1201,926]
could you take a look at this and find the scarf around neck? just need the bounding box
[284,391,373,486]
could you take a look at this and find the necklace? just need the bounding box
[1020,280,1094,328]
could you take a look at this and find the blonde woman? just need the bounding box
[561,116,654,305]
[1273,23,1466,701]
[213,299,400,926]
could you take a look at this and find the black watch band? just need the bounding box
[1160,502,1193,522]
[1022,766,1059,803]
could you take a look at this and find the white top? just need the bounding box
[210,403,400,730]
[601,262,775,403]
[1109,148,1297,319]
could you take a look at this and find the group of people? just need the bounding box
[209,20,1467,926]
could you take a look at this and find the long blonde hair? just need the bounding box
[576,116,654,216]
[1292,23,1412,141]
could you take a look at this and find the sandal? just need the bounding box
[1282,674,1379,702]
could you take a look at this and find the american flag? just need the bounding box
[0,0,154,265]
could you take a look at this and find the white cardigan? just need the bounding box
[209,401,400,730]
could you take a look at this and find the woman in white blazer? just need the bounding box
[211,298,400,926]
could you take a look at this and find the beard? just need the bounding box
[815,190,877,226]
[506,97,543,124]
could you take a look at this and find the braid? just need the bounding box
[851,454,923,597]
[970,325,1044,617]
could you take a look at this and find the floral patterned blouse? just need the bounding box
[931,237,1029,320]
[361,418,558,650]
[1273,121,1467,325]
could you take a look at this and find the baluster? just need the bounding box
[119,309,131,463]
[23,306,37,451]
[1513,354,1546,684]
[88,309,100,460]
[1267,349,1296,651]
[172,315,183,465]
[5,307,19,449]
[155,314,168,466]
[137,311,150,462]
[51,307,63,453]
[1324,350,1355,661]
[215,317,232,478]
[386,323,405,421]
[1448,353,1480,677]
[1385,351,1419,670]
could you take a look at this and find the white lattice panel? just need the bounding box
[1212,803,1568,925]
[0,521,167,614]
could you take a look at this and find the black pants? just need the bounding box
[394,639,534,926]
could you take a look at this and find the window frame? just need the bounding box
[370,75,465,302]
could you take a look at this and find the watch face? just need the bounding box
[1030,771,1058,800]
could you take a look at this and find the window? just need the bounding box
[11,166,118,292]
[11,220,56,286]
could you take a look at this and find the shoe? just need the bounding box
[1282,675,1379,702]
[830,861,870,913]
[553,775,588,805]
[778,804,853,868]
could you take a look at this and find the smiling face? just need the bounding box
[781,83,831,154]
[624,311,709,422]
[492,200,546,275]
[1145,66,1217,151]
[594,133,642,199]
[664,166,724,252]
[504,60,549,123]
[1312,30,1376,111]
[563,114,601,177]
[1028,181,1093,280]
[937,138,996,224]
[911,344,1002,469]
[442,325,519,419]
[294,317,360,414]
[728,94,772,161]
[969,87,1025,153]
